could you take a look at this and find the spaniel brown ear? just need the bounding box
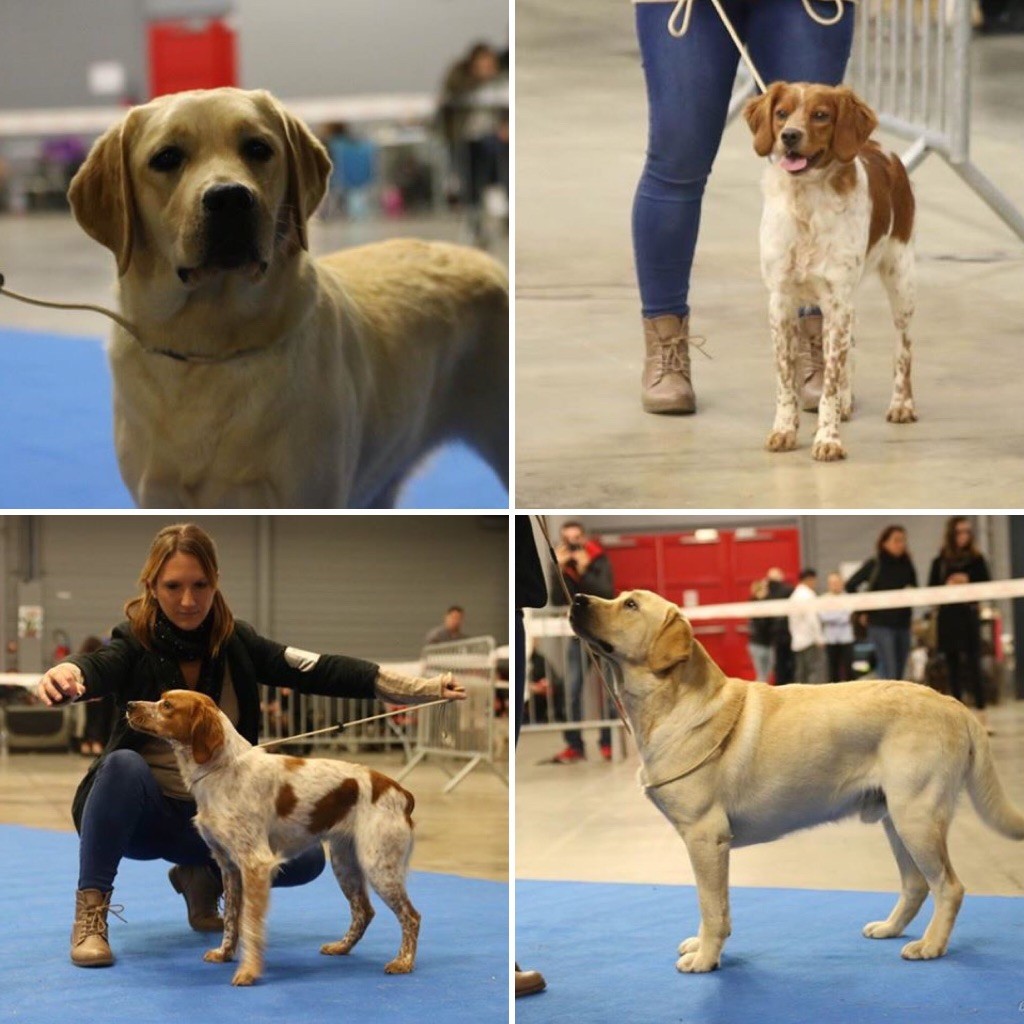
[261,92,331,251]
[648,610,693,675]
[832,88,878,163]
[190,702,224,765]
[744,82,785,158]
[68,111,138,276]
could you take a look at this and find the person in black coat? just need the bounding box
[928,516,992,731]
[845,524,918,680]
[36,523,465,969]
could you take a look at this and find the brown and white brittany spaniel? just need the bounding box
[745,82,917,462]
[127,690,419,986]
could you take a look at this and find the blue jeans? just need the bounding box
[562,638,612,752]
[78,749,326,892]
[868,624,911,681]
[633,0,855,317]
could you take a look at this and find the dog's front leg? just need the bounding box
[232,861,273,986]
[765,292,800,452]
[811,295,853,462]
[677,814,732,973]
[204,856,240,964]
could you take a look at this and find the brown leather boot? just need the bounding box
[515,963,547,997]
[70,889,121,967]
[169,864,224,932]
[641,314,697,415]
[798,313,824,412]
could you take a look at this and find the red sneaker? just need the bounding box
[600,744,612,761]
[552,747,585,764]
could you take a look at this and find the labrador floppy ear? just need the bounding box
[832,88,878,163]
[190,702,225,766]
[262,93,331,251]
[648,609,693,675]
[744,81,785,157]
[68,111,138,276]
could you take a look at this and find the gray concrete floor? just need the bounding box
[515,0,1024,508]
[0,748,508,882]
[0,209,505,338]
[516,700,1024,896]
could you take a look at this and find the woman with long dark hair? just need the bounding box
[845,525,917,680]
[928,516,992,732]
[36,523,465,969]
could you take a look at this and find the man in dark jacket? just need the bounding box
[551,521,616,763]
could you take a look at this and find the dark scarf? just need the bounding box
[152,609,224,699]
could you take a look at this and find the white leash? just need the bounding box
[666,0,847,94]
[257,697,454,749]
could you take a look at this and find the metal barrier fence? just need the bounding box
[396,636,508,794]
[723,0,1024,241]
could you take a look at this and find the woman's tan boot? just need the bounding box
[70,889,119,967]
[169,864,224,932]
[641,314,697,414]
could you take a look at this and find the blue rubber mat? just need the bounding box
[516,878,1024,1024]
[0,825,506,1024]
[0,328,507,508]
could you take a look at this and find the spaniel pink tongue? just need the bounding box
[779,154,808,173]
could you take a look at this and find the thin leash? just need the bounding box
[256,697,454,749]
[666,0,847,94]
[0,272,280,364]
[534,516,634,739]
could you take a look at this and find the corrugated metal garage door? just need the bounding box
[268,516,508,662]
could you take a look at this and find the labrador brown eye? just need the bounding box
[624,598,639,610]
[149,146,185,172]
[242,138,273,162]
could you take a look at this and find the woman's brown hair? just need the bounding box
[124,524,234,654]
[940,516,980,562]
[875,524,908,558]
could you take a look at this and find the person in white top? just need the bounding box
[820,571,855,681]
[788,568,825,684]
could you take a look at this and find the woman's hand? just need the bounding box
[438,672,467,701]
[37,663,85,706]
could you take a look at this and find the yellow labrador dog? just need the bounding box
[68,87,507,508]
[569,589,1024,972]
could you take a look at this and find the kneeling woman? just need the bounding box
[36,523,465,968]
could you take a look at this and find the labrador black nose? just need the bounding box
[126,701,138,711]
[780,128,803,149]
[572,594,589,609]
[203,183,256,214]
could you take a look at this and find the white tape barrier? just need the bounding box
[0,674,36,691]
[527,578,1024,637]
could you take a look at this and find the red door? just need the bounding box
[148,18,238,99]
[600,525,802,680]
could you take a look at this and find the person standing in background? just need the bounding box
[929,517,993,734]
[747,578,774,681]
[551,521,616,763]
[766,567,795,684]
[820,572,855,682]
[425,605,466,645]
[845,525,917,680]
[789,568,825,683]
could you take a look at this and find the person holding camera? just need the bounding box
[551,521,616,763]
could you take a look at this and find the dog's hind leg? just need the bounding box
[320,834,376,957]
[862,815,930,939]
[676,813,732,973]
[879,243,917,425]
[886,802,964,959]
[360,824,420,974]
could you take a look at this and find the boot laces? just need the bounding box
[78,898,126,938]
[655,334,711,375]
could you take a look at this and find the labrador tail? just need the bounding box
[965,714,1024,839]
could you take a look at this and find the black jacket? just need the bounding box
[845,552,918,628]
[516,515,549,610]
[68,620,379,830]
[928,552,991,647]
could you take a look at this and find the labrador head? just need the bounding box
[126,689,225,765]
[744,81,877,176]
[69,87,331,286]
[569,590,694,676]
